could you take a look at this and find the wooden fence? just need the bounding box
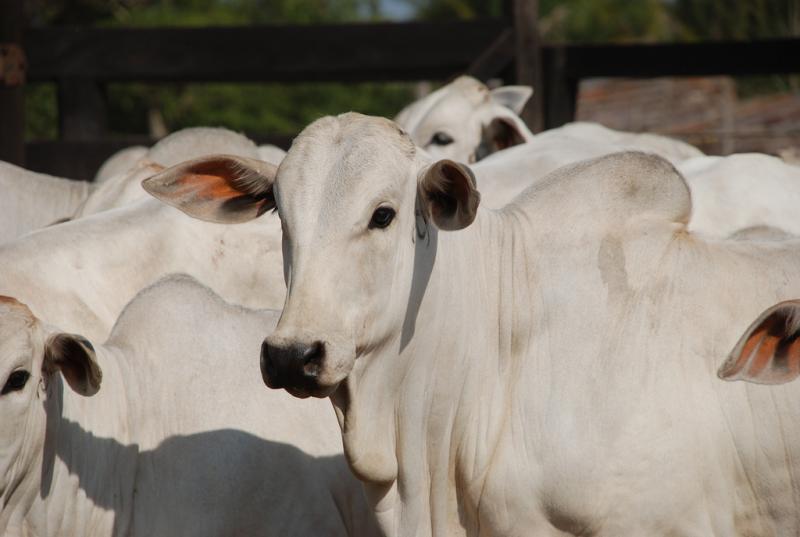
[2,0,800,180]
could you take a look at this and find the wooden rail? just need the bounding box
[2,0,800,180]
[542,38,800,129]
[25,22,507,83]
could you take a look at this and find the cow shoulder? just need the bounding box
[530,151,692,229]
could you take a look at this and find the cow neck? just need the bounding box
[334,207,534,535]
[28,346,139,537]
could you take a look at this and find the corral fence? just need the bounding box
[2,0,800,180]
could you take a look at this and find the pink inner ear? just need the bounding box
[178,172,243,202]
[741,328,780,379]
[722,307,800,384]
[172,158,251,201]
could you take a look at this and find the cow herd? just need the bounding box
[2,75,800,536]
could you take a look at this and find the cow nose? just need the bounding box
[260,340,326,389]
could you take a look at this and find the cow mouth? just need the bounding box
[264,372,339,399]
[285,382,339,399]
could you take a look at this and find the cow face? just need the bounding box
[396,76,533,163]
[261,114,480,398]
[141,114,480,399]
[0,298,100,522]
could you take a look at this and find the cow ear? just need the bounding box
[418,160,480,231]
[476,117,528,161]
[718,300,800,384]
[490,85,533,114]
[44,333,102,396]
[142,154,277,224]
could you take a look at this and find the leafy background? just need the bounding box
[24,0,800,141]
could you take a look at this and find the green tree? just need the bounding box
[25,0,415,141]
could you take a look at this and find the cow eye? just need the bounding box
[429,132,454,146]
[369,207,396,229]
[2,370,30,395]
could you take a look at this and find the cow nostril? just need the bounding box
[260,340,279,387]
[302,341,325,377]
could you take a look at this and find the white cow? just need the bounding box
[1,127,260,243]
[0,162,92,243]
[470,121,703,209]
[77,127,263,218]
[146,113,800,536]
[544,122,703,162]
[0,193,284,342]
[395,76,534,163]
[93,146,148,183]
[258,144,288,164]
[0,275,378,537]
[678,153,800,238]
[718,299,800,384]
[471,131,799,239]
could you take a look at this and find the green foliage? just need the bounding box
[406,0,504,20]
[24,0,414,141]
[24,0,798,142]
[539,0,678,43]
[104,82,413,136]
[25,84,58,140]
[672,0,799,41]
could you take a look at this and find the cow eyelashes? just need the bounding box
[429,132,454,146]
[1,370,30,395]
[369,207,396,230]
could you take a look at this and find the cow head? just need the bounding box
[718,300,800,384]
[395,76,533,163]
[0,297,101,527]
[142,113,480,399]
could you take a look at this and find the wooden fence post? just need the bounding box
[512,0,544,132]
[543,46,579,128]
[0,0,25,165]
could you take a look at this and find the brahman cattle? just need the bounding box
[93,146,148,183]
[678,152,800,237]
[76,127,264,218]
[395,75,534,163]
[146,113,800,537]
[0,162,92,243]
[470,121,702,209]
[0,127,263,244]
[0,275,378,537]
[0,196,284,341]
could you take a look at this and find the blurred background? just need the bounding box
[18,0,800,162]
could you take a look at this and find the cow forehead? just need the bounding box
[277,114,416,214]
[0,299,37,359]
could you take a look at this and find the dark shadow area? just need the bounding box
[39,382,378,537]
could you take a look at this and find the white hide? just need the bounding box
[0,161,92,243]
[258,144,288,164]
[242,114,800,537]
[395,76,534,163]
[0,275,378,537]
[470,121,700,209]
[0,198,284,341]
[679,153,800,237]
[470,127,800,239]
[549,122,703,162]
[77,127,262,218]
[93,146,148,183]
